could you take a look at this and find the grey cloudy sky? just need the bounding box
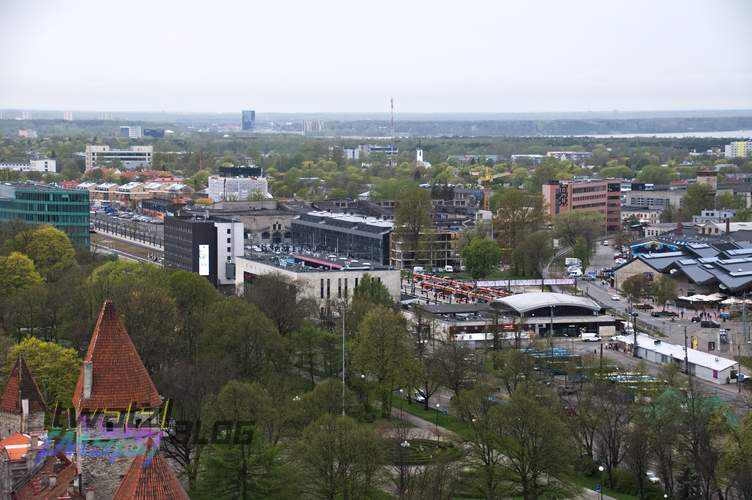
[1,0,750,113]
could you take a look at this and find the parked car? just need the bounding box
[581,332,602,342]
[651,310,678,318]
[602,240,610,246]
[701,320,720,328]
[611,295,621,301]
[635,303,654,310]
[646,471,661,484]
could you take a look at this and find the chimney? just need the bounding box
[83,361,93,400]
[676,207,683,235]
[21,399,29,433]
[49,475,57,488]
[26,433,37,470]
[726,217,730,235]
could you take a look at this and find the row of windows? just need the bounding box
[319,276,382,299]
[572,186,606,194]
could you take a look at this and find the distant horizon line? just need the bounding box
[2,107,752,116]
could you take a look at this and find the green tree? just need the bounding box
[719,413,752,500]
[348,273,394,332]
[394,186,433,269]
[0,251,43,299]
[6,226,75,279]
[599,165,634,179]
[495,386,573,499]
[681,183,715,218]
[461,239,502,279]
[572,237,590,268]
[511,230,552,277]
[621,274,652,305]
[715,192,746,210]
[652,275,677,311]
[5,337,79,406]
[492,188,545,263]
[297,415,384,500]
[636,165,673,185]
[554,211,603,250]
[352,306,414,418]
[243,273,314,336]
[195,380,298,499]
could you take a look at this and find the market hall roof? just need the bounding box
[492,292,601,314]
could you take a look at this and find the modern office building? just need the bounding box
[85,145,153,170]
[390,229,462,271]
[542,179,622,231]
[0,159,56,173]
[207,165,270,202]
[164,215,244,287]
[0,183,90,247]
[119,126,143,139]
[292,211,393,265]
[235,250,399,309]
[241,110,256,131]
[724,141,752,159]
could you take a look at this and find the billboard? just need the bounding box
[198,244,210,276]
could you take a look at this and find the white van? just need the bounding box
[413,266,424,273]
[568,269,583,277]
[581,332,602,342]
[444,265,454,273]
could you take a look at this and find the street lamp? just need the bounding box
[434,403,441,442]
[597,465,605,500]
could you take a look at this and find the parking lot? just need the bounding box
[92,211,164,248]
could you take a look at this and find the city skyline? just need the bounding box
[1,0,750,113]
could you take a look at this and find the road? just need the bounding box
[581,241,750,358]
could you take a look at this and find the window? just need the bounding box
[227,229,231,234]
[320,279,324,299]
[355,277,359,289]
[713,370,718,379]
[227,238,231,243]
[326,279,331,299]
[338,278,342,298]
[344,278,348,298]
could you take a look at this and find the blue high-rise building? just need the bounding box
[241,110,256,131]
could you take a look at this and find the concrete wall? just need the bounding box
[235,257,401,307]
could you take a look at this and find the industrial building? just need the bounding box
[164,215,244,287]
[85,145,153,170]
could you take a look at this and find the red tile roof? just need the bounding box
[113,447,188,500]
[14,453,81,500]
[0,356,46,415]
[72,301,162,413]
[0,432,40,461]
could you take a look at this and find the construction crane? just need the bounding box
[480,166,492,211]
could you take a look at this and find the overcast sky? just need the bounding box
[1,0,750,113]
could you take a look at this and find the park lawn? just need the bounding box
[562,472,639,500]
[392,397,474,440]
[395,396,643,500]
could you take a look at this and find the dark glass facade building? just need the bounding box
[0,183,90,247]
[291,212,392,265]
[241,110,256,131]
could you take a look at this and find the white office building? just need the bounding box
[85,145,153,170]
[119,126,143,139]
[0,158,56,173]
[207,175,270,202]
